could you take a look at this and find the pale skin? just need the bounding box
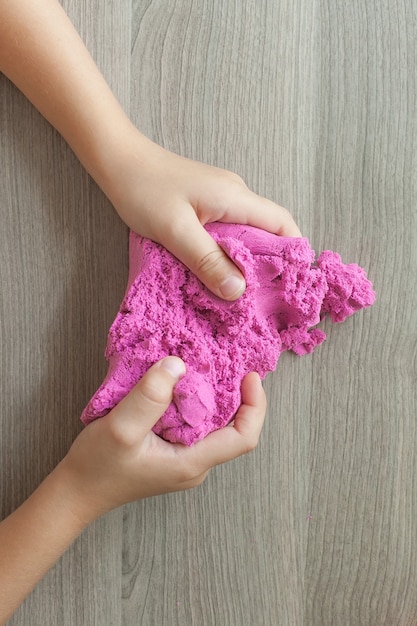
[0,0,301,622]
[0,360,266,624]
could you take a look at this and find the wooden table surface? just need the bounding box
[1,1,416,624]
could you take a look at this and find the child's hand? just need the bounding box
[0,357,265,621]
[0,0,300,301]
[101,138,301,301]
[58,357,266,523]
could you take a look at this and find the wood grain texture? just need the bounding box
[1,0,416,624]
[0,2,131,625]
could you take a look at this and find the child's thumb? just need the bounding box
[106,357,186,437]
[162,216,246,301]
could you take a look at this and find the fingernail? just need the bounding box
[219,275,246,299]
[159,356,186,380]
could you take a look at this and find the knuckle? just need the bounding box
[174,456,205,484]
[175,463,195,484]
[220,168,246,187]
[139,375,172,407]
[194,249,226,277]
[106,419,138,449]
[242,434,260,455]
[187,471,209,489]
[282,206,295,221]
[159,213,189,245]
[230,172,247,187]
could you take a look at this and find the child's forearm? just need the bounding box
[0,0,147,201]
[0,463,92,625]
[0,0,301,300]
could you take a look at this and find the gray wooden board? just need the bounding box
[1,0,416,624]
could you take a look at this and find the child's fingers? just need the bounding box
[224,189,302,238]
[186,372,267,469]
[104,357,186,444]
[162,211,246,302]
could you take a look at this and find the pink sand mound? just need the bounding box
[81,224,375,445]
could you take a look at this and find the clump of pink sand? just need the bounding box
[81,224,375,445]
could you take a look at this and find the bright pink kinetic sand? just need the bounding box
[81,224,375,445]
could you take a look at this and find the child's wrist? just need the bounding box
[49,459,103,528]
[88,123,160,212]
[94,130,167,224]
